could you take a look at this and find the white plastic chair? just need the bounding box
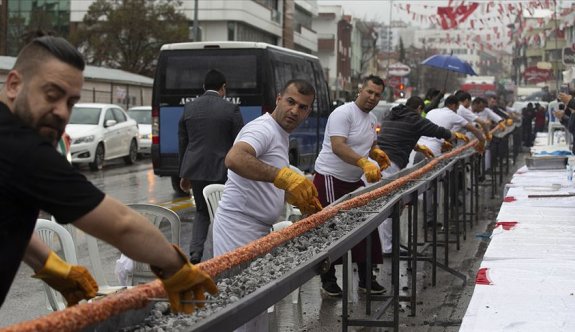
[203,184,226,261]
[203,184,226,222]
[34,218,78,311]
[86,234,131,294]
[127,203,181,285]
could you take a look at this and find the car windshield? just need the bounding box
[69,107,101,125]
[127,109,151,124]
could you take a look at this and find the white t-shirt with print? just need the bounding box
[417,107,468,157]
[314,102,377,182]
[213,113,289,255]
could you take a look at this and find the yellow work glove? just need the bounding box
[441,140,453,153]
[357,157,381,183]
[485,131,493,142]
[416,144,435,159]
[506,118,513,126]
[33,251,98,306]
[496,122,506,131]
[474,141,485,154]
[273,167,322,215]
[453,131,470,143]
[153,245,218,314]
[369,147,391,170]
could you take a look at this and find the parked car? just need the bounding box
[127,106,152,156]
[66,103,139,171]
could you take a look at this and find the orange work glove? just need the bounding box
[357,157,381,183]
[153,245,218,314]
[453,131,470,143]
[33,251,98,306]
[485,131,493,142]
[416,144,435,159]
[505,118,513,126]
[369,147,391,170]
[474,141,485,154]
[496,122,506,131]
[441,140,453,153]
[274,167,322,215]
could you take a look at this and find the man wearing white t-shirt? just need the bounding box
[313,75,391,296]
[471,97,504,128]
[417,95,486,157]
[213,79,322,332]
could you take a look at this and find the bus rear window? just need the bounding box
[163,53,258,92]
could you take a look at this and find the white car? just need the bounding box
[66,103,139,171]
[127,106,152,155]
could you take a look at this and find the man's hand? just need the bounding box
[153,245,217,314]
[485,131,493,142]
[505,118,513,126]
[179,178,191,194]
[416,144,435,159]
[452,131,470,143]
[369,147,391,170]
[33,251,98,306]
[474,141,485,154]
[496,122,506,131]
[274,167,322,214]
[558,92,572,104]
[441,140,453,153]
[357,158,381,183]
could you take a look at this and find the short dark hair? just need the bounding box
[472,97,487,105]
[425,88,440,100]
[406,96,424,110]
[203,69,226,91]
[280,79,315,97]
[362,74,385,89]
[13,36,85,76]
[444,95,459,106]
[455,90,471,102]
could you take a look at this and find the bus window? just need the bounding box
[163,53,259,93]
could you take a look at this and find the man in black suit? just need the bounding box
[178,69,244,263]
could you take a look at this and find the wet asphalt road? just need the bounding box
[0,154,522,331]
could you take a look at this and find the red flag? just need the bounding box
[437,2,479,30]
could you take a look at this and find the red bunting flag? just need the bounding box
[437,2,479,30]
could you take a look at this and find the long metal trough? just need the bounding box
[3,124,519,332]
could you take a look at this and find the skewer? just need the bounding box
[148,297,218,304]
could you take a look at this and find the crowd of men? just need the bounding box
[7,35,575,332]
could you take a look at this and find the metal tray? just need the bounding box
[525,156,567,170]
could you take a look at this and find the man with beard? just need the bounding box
[213,79,322,331]
[313,75,391,296]
[0,36,217,313]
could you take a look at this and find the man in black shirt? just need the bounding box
[0,36,216,313]
[376,96,469,253]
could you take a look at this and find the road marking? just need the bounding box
[159,196,196,212]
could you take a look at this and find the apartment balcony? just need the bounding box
[294,24,317,52]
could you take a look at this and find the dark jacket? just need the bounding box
[178,91,244,182]
[377,104,452,169]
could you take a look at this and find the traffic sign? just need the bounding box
[563,47,575,65]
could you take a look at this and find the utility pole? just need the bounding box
[553,0,560,92]
[193,0,200,42]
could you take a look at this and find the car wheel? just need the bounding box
[171,175,188,197]
[89,144,104,171]
[124,139,138,165]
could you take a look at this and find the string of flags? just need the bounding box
[394,0,575,52]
